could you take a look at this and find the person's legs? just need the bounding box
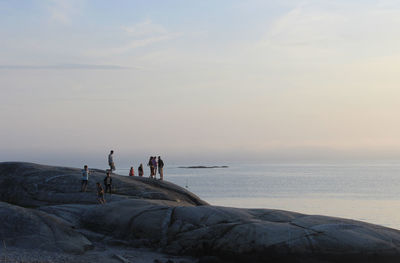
[81,180,88,192]
[106,184,111,194]
[159,167,163,180]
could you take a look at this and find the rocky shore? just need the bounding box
[1,162,400,263]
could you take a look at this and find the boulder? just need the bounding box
[0,201,92,254]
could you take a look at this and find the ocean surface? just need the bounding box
[117,163,400,230]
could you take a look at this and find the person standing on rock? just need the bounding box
[138,163,144,177]
[103,172,112,194]
[108,150,115,172]
[96,182,106,204]
[148,156,154,178]
[129,166,135,176]
[158,156,164,180]
[81,165,90,192]
[153,156,158,176]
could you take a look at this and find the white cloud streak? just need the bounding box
[86,20,181,57]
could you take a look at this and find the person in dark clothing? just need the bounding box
[103,172,112,194]
[158,156,164,180]
[138,163,144,177]
[152,156,158,176]
[148,156,154,178]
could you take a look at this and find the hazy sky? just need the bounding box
[2,0,400,167]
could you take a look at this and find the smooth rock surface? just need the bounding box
[0,201,92,254]
[1,162,400,263]
[0,162,207,207]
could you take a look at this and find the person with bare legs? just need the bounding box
[108,150,115,173]
[104,172,112,194]
[158,156,164,180]
[153,156,158,176]
[96,182,106,204]
[81,165,90,192]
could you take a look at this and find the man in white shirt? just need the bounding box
[108,150,115,172]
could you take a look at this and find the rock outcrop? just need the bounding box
[0,162,206,207]
[1,162,400,263]
[0,201,92,254]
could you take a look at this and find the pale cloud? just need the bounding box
[86,20,181,57]
[245,3,400,67]
[123,19,168,37]
[86,35,178,57]
[46,0,85,24]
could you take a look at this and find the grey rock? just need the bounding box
[2,162,400,263]
[0,162,207,207]
[0,201,92,254]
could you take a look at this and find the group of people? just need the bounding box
[81,165,112,204]
[128,156,164,180]
[148,156,164,180]
[81,150,166,204]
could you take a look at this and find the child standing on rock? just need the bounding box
[96,182,106,204]
[129,167,134,176]
[103,172,112,194]
[81,165,90,192]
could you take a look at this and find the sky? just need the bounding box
[1,0,400,167]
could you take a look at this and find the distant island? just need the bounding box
[179,165,229,169]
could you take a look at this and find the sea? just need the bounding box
[116,163,400,230]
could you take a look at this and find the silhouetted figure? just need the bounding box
[129,167,135,176]
[81,165,90,192]
[138,163,144,177]
[104,172,112,194]
[108,150,115,172]
[96,182,105,204]
[158,156,164,180]
[153,156,158,175]
[148,157,154,178]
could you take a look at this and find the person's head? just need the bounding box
[84,165,88,170]
[130,166,133,170]
[158,156,161,159]
[106,172,110,177]
[110,150,114,154]
[96,182,100,186]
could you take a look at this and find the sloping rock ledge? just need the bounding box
[1,162,400,263]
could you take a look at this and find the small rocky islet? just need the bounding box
[1,162,400,263]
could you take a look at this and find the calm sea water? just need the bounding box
[116,163,400,229]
